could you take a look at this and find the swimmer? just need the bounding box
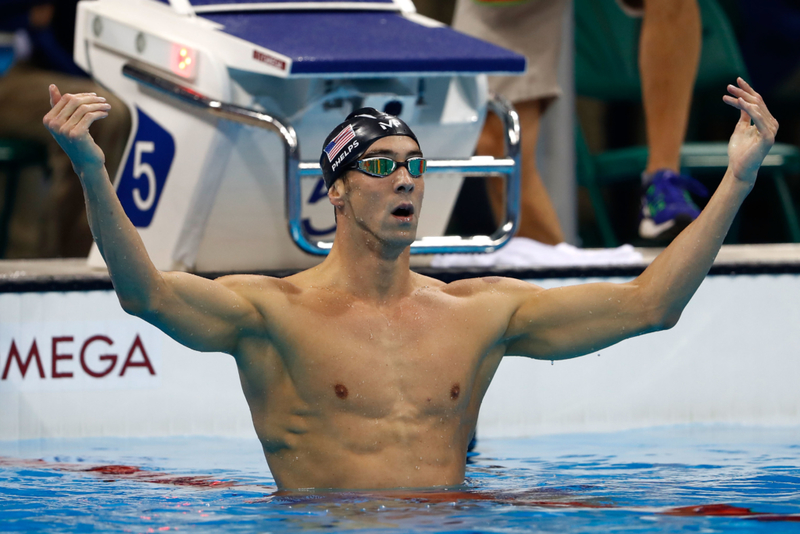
[43,78,777,491]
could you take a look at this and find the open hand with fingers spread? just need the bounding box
[722,77,779,186]
[42,84,111,173]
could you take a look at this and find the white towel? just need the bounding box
[430,238,644,269]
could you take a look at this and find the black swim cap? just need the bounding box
[319,107,419,189]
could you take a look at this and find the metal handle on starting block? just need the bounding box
[122,64,521,256]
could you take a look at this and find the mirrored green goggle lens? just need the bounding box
[407,158,426,176]
[356,157,427,177]
[360,158,394,176]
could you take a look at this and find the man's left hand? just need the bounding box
[722,77,778,186]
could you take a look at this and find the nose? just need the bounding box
[393,167,415,193]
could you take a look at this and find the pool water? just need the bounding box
[2,425,800,532]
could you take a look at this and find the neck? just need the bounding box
[316,224,415,303]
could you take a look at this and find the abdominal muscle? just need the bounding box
[260,408,471,490]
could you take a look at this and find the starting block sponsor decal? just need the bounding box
[0,321,161,391]
[116,108,175,228]
[253,49,287,71]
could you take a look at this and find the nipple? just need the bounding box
[450,384,460,401]
[334,384,349,399]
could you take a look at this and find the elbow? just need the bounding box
[115,272,168,318]
[655,309,682,331]
[638,285,682,332]
[117,284,163,320]
[645,297,682,331]
[118,294,151,318]
[636,284,684,332]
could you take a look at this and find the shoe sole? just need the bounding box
[639,214,694,242]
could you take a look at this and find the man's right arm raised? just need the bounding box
[43,85,267,355]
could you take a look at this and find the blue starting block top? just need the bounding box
[191,0,396,7]
[202,11,526,76]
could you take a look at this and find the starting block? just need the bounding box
[74,0,526,271]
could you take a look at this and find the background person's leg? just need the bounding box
[452,0,567,245]
[624,0,705,242]
[478,99,564,245]
[639,0,701,174]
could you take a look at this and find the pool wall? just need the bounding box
[478,274,800,438]
[2,273,799,441]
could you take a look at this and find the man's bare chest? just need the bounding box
[256,296,505,417]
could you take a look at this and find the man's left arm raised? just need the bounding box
[502,78,777,360]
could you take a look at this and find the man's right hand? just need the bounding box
[43,84,111,173]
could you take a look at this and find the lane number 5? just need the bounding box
[133,141,156,211]
[117,108,175,227]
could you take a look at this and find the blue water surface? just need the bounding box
[1,425,800,533]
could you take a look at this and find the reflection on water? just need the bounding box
[252,484,616,531]
[2,426,800,532]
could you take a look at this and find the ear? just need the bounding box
[328,179,345,210]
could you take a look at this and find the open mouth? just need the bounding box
[391,204,415,219]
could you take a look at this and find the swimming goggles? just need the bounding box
[349,157,427,178]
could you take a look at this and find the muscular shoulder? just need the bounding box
[440,276,542,301]
[214,274,301,303]
[421,276,543,322]
[422,276,545,346]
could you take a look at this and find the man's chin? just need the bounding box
[383,227,417,251]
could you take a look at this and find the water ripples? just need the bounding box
[2,425,800,532]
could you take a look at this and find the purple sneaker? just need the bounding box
[639,169,708,241]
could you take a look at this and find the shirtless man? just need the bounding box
[43,78,776,491]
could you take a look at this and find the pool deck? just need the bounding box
[2,243,800,292]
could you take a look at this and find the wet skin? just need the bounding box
[217,138,528,489]
[43,80,778,490]
[230,270,513,490]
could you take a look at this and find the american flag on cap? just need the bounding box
[324,125,356,162]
